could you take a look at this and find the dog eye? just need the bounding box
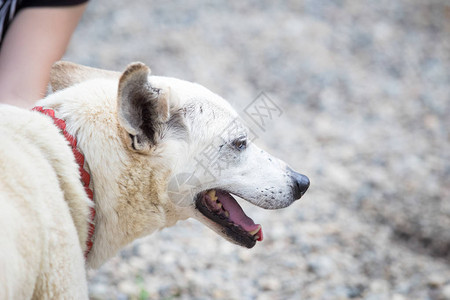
[232,138,247,151]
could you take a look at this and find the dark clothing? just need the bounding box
[0,0,89,45]
[20,0,89,7]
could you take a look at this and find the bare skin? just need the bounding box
[0,4,87,108]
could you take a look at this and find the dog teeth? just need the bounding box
[224,211,230,218]
[207,189,218,202]
[248,225,262,236]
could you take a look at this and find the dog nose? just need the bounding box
[287,167,310,200]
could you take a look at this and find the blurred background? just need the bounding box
[64,0,450,299]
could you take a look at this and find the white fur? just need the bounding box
[0,62,302,298]
[0,105,89,299]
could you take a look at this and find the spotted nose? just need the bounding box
[287,167,310,200]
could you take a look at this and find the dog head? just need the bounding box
[50,61,309,249]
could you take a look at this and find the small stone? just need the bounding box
[391,294,407,300]
[307,255,336,277]
[428,274,446,288]
[258,277,281,291]
[441,284,450,300]
[256,294,275,300]
[346,284,366,298]
[118,280,138,297]
[88,283,109,300]
[212,289,226,299]
[238,250,252,263]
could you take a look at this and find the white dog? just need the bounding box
[0,62,309,299]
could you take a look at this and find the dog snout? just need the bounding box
[287,167,310,200]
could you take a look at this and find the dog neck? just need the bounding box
[32,106,96,259]
[36,85,188,268]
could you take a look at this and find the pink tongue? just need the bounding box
[216,190,261,233]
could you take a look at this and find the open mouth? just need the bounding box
[195,189,263,248]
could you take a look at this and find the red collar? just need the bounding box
[32,106,95,259]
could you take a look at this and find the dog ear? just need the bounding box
[117,62,170,153]
[50,61,121,92]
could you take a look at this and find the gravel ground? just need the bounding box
[64,1,450,299]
